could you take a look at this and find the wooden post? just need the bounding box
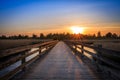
[21,50,27,71]
[75,45,77,50]
[74,44,77,54]
[96,44,102,71]
[81,45,84,58]
[81,45,84,54]
[39,46,41,56]
[46,45,48,50]
[97,44,102,60]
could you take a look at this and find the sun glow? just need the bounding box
[71,26,84,34]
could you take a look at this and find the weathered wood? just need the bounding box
[39,46,41,55]
[0,49,39,70]
[66,40,120,60]
[0,41,57,58]
[98,63,120,80]
[18,41,103,80]
[77,46,120,70]
[0,54,39,80]
[65,40,120,80]
[0,40,58,80]
[21,51,26,71]
[81,45,84,54]
[71,41,120,58]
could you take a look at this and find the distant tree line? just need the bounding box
[0,32,120,40]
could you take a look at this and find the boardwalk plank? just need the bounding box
[18,41,103,80]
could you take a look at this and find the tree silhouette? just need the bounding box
[105,32,112,38]
[32,34,37,39]
[112,33,118,39]
[24,35,29,39]
[0,32,119,40]
[40,33,45,39]
[18,34,22,39]
[46,33,52,39]
[0,35,7,39]
[97,31,101,38]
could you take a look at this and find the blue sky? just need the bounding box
[0,0,120,35]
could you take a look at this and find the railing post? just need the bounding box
[46,45,48,50]
[74,44,77,54]
[39,46,42,56]
[97,44,102,61]
[75,45,77,50]
[21,50,28,71]
[81,45,84,54]
[96,44,102,71]
[81,45,84,58]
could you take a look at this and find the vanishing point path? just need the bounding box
[18,41,103,80]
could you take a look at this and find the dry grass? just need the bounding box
[0,39,50,50]
[93,40,120,51]
[0,39,120,51]
[81,39,120,51]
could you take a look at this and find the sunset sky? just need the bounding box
[0,0,120,36]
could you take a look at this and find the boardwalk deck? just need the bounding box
[17,41,103,80]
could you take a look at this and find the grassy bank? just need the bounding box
[0,39,51,50]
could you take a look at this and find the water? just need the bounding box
[0,61,21,76]
[83,47,97,59]
[26,48,39,61]
[74,45,97,59]
[0,48,46,76]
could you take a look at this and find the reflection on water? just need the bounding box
[75,45,97,60]
[26,48,39,61]
[84,47,97,59]
[77,48,81,53]
[84,47,96,54]
[84,52,92,59]
[76,45,81,53]
[77,45,81,48]
[0,48,46,76]
[72,46,75,49]
[0,61,21,76]
[41,48,46,52]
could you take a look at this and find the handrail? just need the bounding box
[65,40,120,80]
[0,40,58,80]
[0,41,57,58]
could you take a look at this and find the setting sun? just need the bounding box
[71,26,84,34]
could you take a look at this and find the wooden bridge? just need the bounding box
[0,40,120,80]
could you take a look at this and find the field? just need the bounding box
[81,39,120,51]
[93,40,120,51]
[0,39,120,51]
[0,39,51,51]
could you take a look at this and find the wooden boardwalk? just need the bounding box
[17,41,103,80]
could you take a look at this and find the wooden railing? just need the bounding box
[65,40,120,80]
[0,40,58,80]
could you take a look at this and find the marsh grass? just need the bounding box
[0,39,46,50]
